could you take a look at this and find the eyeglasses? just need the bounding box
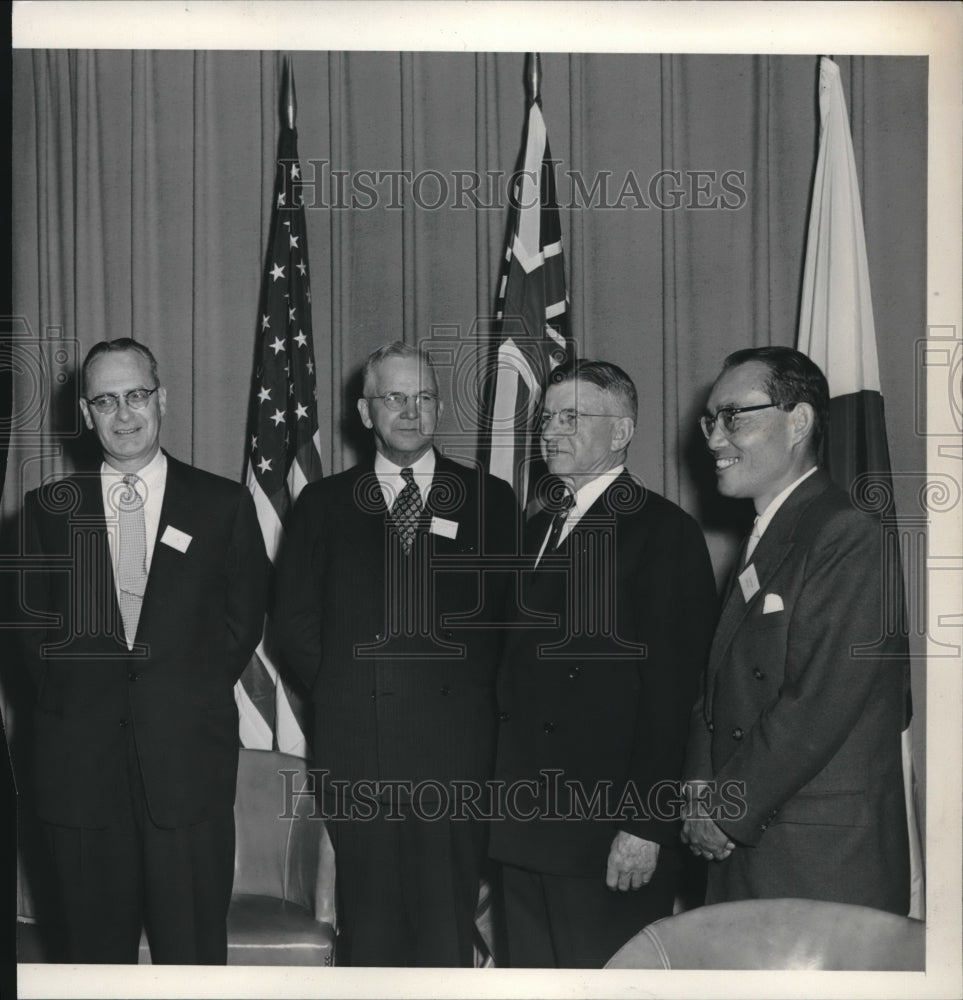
[537,409,615,432]
[700,402,782,438]
[84,387,160,414]
[366,392,439,412]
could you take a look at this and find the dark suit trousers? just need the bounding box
[499,848,681,968]
[41,727,235,964]
[326,801,487,967]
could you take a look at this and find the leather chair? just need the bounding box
[145,747,335,965]
[17,748,336,965]
[604,898,924,971]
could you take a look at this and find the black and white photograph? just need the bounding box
[3,2,961,998]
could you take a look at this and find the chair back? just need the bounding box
[232,748,325,912]
[605,898,924,970]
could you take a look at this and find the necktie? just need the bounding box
[117,474,148,646]
[544,491,576,553]
[391,467,423,556]
[744,517,762,566]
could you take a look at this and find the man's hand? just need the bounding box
[680,780,735,861]
[680,816,735,861]
[605,831,660,891]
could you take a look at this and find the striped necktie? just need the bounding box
[391,467,423,556]
[117,473,148,646]
[744,517,762,566]
[544,490,576,553]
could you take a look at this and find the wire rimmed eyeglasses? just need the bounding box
[700,402,782,438]
[537,409,615,432]
[84,387,160,414]
[366,392,439,412]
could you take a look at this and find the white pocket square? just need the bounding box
[762,593,784,614]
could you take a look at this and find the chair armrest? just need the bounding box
[314,820,337,930]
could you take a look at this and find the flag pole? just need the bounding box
[283,55,297,130]
[525,52,541,105]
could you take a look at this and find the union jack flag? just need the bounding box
[480,90,571,510]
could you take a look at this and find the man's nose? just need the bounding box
[705,420,727,451]
[401,395,419,417]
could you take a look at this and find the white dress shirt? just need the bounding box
[535,465,625,566]
[101,449,168,589]
[373,449,436,510]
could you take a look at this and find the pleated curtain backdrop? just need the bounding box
[6,50,927,911]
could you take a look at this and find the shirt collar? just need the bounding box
[374,448,436,502]
[101,448,167,491]
[568,466,625,517]
[754,465,818,540]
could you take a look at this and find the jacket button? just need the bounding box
[753,668,765,680]
[499,711,510,723]
[119,718,128,728]
[543,722,555,735]
[707,721,715,732]
[568,667,580,680]
[128,671,138,682]
[370,690,377,700]
[440,685,450,696]
[731,727,744,740]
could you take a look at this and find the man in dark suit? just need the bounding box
[273,341,518,967]
[681,346,910,914]
[489,359,717,968]
[20,338,270,964]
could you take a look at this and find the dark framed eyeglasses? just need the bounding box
[537,409,614,432]
[84,387,160,414]
[366,391,438,412]
[700,402,783,438]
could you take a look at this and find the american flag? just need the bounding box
[481,91,571,510]
[237,120,323,757]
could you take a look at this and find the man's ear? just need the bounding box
[610,416,635,452]
[79,398,93,430]
[790,402,815,447]
[357,397,373,429]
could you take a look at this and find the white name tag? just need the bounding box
[160,525,192,553]
[429,516,459,539]
[738,564,760,603]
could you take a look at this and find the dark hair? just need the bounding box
[81,338,159,395]
[361,341,436,395]
[549,359,638,424]
[721,346,829,456]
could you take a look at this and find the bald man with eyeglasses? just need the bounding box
[274,341,519,966]
[681,346,911,915]
[20,338,270,963]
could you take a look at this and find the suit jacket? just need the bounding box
[683,469,910,914]
[489,470,717,878]
[21,453,270,829]
[273,452,519,796]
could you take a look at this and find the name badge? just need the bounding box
[738,564,760,603]
[160,525,192,553]
[430,516,459,539]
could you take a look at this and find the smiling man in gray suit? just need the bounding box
[21,338,270,963]
[682,346,910,915]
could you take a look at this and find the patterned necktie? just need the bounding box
[117,473,148,646]
[391,467,423,556]
[544,490,576,553]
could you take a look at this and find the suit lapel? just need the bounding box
[706,470,832,701]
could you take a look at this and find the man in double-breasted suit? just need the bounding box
[681,346,910,915]
[489,359,718,968]
[273,341,518,966]
[20,339,270,963]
